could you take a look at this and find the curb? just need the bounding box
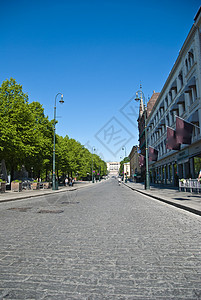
[0,181,103,204]
[123,182,201,217]
[0,188,75,203]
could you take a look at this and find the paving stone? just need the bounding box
[0,179,201,299]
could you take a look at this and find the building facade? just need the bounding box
[123,162,130,178]
[107,162,120,177]
[147,7,201,185]
[138,92,159,181]
[128,146,141,181]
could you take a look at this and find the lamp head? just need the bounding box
[59,94,64,104]
[135,92,140,102]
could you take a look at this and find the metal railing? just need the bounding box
[179,179,201,193]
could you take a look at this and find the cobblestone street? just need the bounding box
[0,179,201,299]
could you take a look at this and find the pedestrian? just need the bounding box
[65,178,68,186]
[69,178,72,187]
[198,169,201,181]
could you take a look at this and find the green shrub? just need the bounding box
[12,180,22,183]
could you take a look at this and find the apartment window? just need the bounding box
[192,85,197,100]
[169,91,172,103]
[161,142,163,156]
[171,80,177,98]
[181,101,186,114]
[185,58,188,73]
[166,115,169,126]
[169,111,173,126]
[184,77,197,105]
[165,96,168,110]
[177,93,186,115]
[188,50,194,68]
[163,141,166,155]
[178,71,183,89]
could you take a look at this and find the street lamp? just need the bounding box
[92,147,96,183]
[98,166,101,182]
[52,93,64,190]
[134,86,150,190]
[122,146,128,183]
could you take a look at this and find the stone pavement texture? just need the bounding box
[1,179,201,216]
[0,179,201,299]
[123,182,201,216]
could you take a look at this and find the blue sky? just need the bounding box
[1,0,200,162]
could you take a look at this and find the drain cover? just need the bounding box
[8,207,32,212]
[61,201,79,205]
[38,209,64,214]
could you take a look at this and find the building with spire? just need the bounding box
[137,91,159,181]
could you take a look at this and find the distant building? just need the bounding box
[128,146,141,181]
[107,162,120,177]
[123,162,130,178]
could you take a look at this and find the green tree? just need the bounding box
[0,78,107,182]
[119,157,129,175]
[0,78,39,178]
[26,101,53,180]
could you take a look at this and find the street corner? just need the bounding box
[95,116,134,157]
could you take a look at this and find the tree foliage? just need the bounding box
[119,157,129,175]
[0,78,106,181]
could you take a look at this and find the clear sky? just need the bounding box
[1,0,200,162]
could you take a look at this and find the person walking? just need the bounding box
[198,169,201,181]
[65,178,68,186]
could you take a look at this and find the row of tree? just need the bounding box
[0,78,107,181]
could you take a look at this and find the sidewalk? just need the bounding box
[123,181,201,216]
[0,181,95,203]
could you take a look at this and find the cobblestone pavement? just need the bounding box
[124,182,201,216]
[0,179,201,299]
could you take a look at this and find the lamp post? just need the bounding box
[52,93,64,190]
[98,166,101,182]
[92,147,95,183]
[120,156,123,179]
[134,86,150,190]
[122,146,128,183]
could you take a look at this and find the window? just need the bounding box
[188,50,194,68]
[178,71,183,89]
[169,91,172,103]
[166,115,169,126]
[185,86,197,105]
[185,59,188,73]
[165,96,168,110]
[181,101,186,114]
[169,111,173,126]
[171,80,177,98]
[161,142,163,156]
[185,49,195,74]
